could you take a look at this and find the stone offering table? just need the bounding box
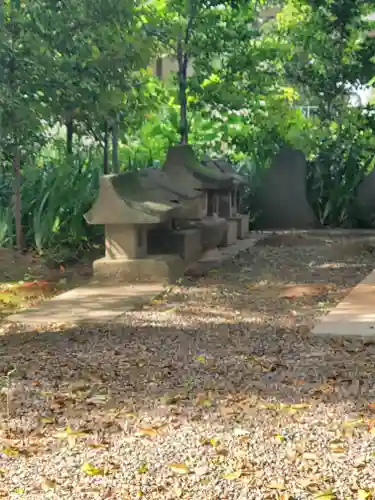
[85,169,200,283]
[162,145,232,261]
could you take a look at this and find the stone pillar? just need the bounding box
[207,191,215,216]
[236,189,241,214]
[219,192,232,218]
[105,224,148,260]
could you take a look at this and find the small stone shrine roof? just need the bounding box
[162,145,234,191]
[201,155,246,186]
[85,168,199,225]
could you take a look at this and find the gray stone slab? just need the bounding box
[186,232,266,275]
[7,283,165,326]
[253,147,319,229]
[312,269,375,337]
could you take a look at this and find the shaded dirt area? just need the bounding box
[0,248,93,319]
[1,234,375,499]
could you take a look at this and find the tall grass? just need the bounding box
[0,143,104,262]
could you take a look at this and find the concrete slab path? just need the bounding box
[312,269,375,337]
[6,233,267,326]
[7,283,165,326]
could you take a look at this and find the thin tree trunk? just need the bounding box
[103,120,109,174]
[156,58,163,79]
[13,148,23,250]
[66,118,74,155]
[112,116,119,173]
[177,41,189,145]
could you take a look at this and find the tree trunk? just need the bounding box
[156,58,163,79]
[177,41,189,145]
[103,120,109,174]
[66,118,74,155]
[13,148,23,250]
[112,116,119,173]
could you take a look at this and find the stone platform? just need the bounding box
[7,283,165,326]
[312,269,375,337]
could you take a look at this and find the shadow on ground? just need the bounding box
[1,311,375,429]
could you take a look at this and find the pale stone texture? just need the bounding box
[313,269,375,337]
[7,284,165,325]
[105,225,147,260]
[219,219,238,247]
[235,214,250,239]
[93,255,184,284]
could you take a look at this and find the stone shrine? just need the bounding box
[162,145,232,261]
[201,155,249,241]
[85,169,200,282]
[85,145,251,284]
[252,147,318,229]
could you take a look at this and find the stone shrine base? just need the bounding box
[220,219,238,247]
[93,255,184,284]
[147,227,202,264]
[234,214,249,239]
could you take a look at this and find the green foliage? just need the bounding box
[307,108,375,227]
[274,0,375,227]
[1,0,375,260]
[0,144,103,260]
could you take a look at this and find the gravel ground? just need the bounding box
[1,234,375,499]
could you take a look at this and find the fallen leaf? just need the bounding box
[161,395,181,405]
[358,490,372,499]
[40,417,54,425]
[168,463,189,475]
[138,463,149,474]
[160,307,176,314]
[210,437,221,448]
[267,481,285,490]
[195,355,207,363]
[275,434,286,442]
[88,443,109,450]
[238,435,251,443]
[313,489,337,500]
[330,446,346,454]
[124,412,137,418]
[81,462,105,476]
[174,487,183,498]
[223,470,242,480]
[1,446,20,457]
[216,447,229,456]
[342,418,363,428]
[198,398,212,408]
[303,452,319,461]
[40,478,56,490]
[86,394,108,405]
[289,403,310,410]
[195,465,209,476]
[285,447,297,462]
[135,427,159,438]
